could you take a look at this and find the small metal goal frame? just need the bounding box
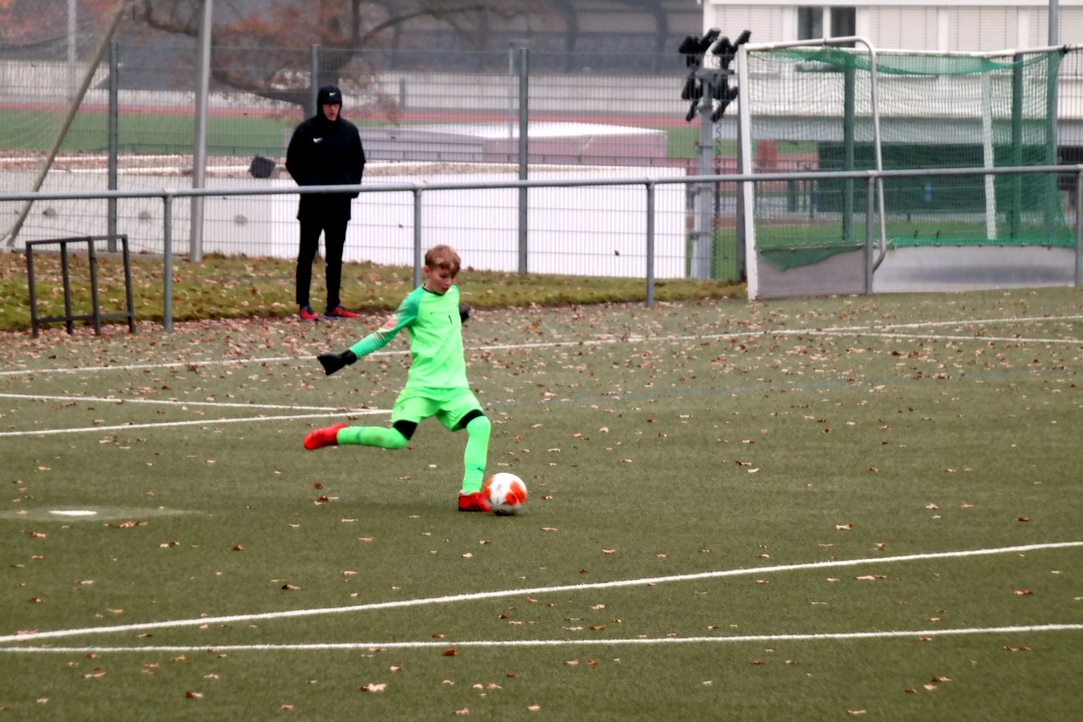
[25,235,136,337]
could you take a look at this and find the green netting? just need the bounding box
[744,46,1071,270]
[776,46,1051,76]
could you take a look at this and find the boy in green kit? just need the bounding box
[303,245,493,512]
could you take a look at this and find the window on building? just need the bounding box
[798,7,823,40]
[798,6,856,45]
[831,8,856,39]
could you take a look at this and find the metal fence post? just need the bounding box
[866,174,876,294]
[163,194,174,332]
[310,45,320,117]
[108,40,118,253]
[413,187,423,288]
[1076,168,1082,287]
[518,47,529,274]
[645,181,656,307]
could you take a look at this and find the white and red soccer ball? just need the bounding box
[483,472,528,515]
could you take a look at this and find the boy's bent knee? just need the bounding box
[393,420,418,440]
[457,409,486,431]
[464,414,490,436]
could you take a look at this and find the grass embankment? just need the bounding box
[1,251,743,332]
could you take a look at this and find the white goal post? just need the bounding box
[735,38,1074,299]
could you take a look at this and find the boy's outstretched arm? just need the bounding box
[316,304,414,376]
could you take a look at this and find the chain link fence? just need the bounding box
[0,41,716,274]
[3,35,1083,287]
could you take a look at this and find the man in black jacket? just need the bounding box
[286,84,366,320]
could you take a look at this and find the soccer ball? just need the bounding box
[484,472,528,515]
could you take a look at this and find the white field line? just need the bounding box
[0,338,645,378]
[2,541,1079,646]
[0,409,391,437]
[2,312,1080,380]
[813,314,1083,330]
[790,332,1083,344]
[0,392,342,411]
[3,624,1080,655]
[0,353,385,377]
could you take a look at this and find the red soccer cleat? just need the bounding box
[299,305,320,321]
[304,423,348,450]
[325,306,360,319]
[457,491,492,513]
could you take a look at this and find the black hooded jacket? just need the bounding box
[285,85,366,221]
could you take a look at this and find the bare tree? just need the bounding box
[0,0,120,43]
[131,0,554,114]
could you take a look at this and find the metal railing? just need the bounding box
[3,164,1081,330]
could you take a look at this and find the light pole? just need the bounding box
[68,0,78,100]
[190,0,213,262]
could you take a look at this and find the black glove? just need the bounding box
[317,350,357,376]
[459,305,471,323]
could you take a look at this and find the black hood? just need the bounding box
[317,84,343,120]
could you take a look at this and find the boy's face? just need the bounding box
[423,265,456,295]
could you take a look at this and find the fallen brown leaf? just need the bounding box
[108,520,146,528]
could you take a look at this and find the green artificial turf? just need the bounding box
[1,290,1081,719]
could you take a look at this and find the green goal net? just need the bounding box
[742,45,1070,271]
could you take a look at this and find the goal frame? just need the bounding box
[737,36,886,301]
[736,38,1070,300]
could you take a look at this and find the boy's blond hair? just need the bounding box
[425,245,461,276]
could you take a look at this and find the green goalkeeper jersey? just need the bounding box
[349,284,468,392]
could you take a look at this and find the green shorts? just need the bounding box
[390,386,483,431]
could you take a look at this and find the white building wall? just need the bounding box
[952,7,1016,49]
[703,2,1081,51]
[703,5,786,42]
[1061,9,1083,44]
[868,7,939,50]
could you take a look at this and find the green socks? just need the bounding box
[461,415,491,493]
[338,426,409,449]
